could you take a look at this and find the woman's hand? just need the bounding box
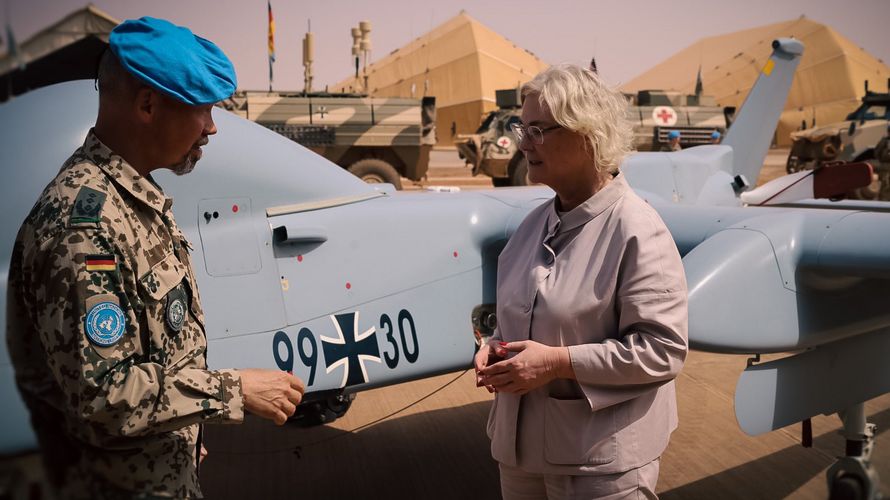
[474,340,508,393]
[477,341,572,395]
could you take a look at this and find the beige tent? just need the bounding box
[331,12,548,146]
[622,17,890,146]
[0,4,119,101]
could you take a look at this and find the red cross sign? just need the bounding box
[652,106,678,126]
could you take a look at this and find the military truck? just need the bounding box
[456,88,729,186]
[222,92,436,189]
[786,81,889,173]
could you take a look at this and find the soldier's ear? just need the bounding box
[134,87,156,124]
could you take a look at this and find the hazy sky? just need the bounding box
[3,0,889,91]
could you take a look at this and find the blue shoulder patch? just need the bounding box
[85,301,126,347]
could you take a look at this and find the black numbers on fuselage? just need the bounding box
[272,328,318,386]
[271,309,417,387]
[381,309,419,368]
[297,327,317,386]
[381,314,399,369]
[272,330,294,373]
[398,309,419,363]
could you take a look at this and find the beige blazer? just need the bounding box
[488,174,688,475]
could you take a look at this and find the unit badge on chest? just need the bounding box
[165,284,188,333]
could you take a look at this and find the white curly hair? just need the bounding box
[521,64,634,174]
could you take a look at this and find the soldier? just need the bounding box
[661,129,682,151]
[711,130,722,144]
[876,122,890,201]
[6,17,305,499]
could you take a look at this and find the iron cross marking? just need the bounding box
[320,312,381,388]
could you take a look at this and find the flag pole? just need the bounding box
[267,0,275,93]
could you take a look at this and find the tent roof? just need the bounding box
[0,4,119,101]
[331,12,548,108]
[621,17,890,111]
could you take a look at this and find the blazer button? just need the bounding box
[523,303,532,313]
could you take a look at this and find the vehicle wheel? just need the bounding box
[290,393,355,427]
[348,158,402,190]
[849,157,880,200]
[492,177,511,187]
[510,158,529,186]
[829,474,865,500]
[786,155,812,174]
[878,173,890,201]
[850,183,880,200]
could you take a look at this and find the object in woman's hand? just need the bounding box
[477,342,508,388]
[489,342,508,363]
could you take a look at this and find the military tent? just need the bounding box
[621,16,890,146]
[331,12,549,147]
[0,5,118,102]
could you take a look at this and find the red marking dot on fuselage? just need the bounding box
[232,205,239,213]
[453,251,458,258]
[297,255,303,262]
[346,282,352,290]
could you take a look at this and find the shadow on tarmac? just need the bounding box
[201,401,500,500]
[662,406,890,500]
[201,397,890,499]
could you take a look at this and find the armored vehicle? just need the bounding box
[223,92,436,189]
[456,88,729,186]
[629,90,730,151]
[787,82,889,172]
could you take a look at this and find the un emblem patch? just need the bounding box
[85,301,126,347]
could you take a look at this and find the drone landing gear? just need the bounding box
[827,403,881,500]
[290,390,355,427]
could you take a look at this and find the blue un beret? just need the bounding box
[109,17,236,106]
[668,130,680,139]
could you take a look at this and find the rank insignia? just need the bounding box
[85,300,126,347]
[71,187,106,224]
[85,254,116,272]
[166,284,188,333]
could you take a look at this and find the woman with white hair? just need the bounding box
[475,64,688,499]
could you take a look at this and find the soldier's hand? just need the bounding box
[239,369,305,425]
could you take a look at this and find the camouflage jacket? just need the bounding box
[6,131,244,499]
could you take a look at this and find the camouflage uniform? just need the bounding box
[7,131,244,499]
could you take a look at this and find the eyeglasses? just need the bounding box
[509,122,562,145]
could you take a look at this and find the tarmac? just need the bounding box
[197,147,890,499]
[199,351,890,499]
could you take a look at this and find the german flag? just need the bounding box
[86,254,116,272]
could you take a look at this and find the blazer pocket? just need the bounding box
[544,397,617,465]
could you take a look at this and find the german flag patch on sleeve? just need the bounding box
[85,254,117,272]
